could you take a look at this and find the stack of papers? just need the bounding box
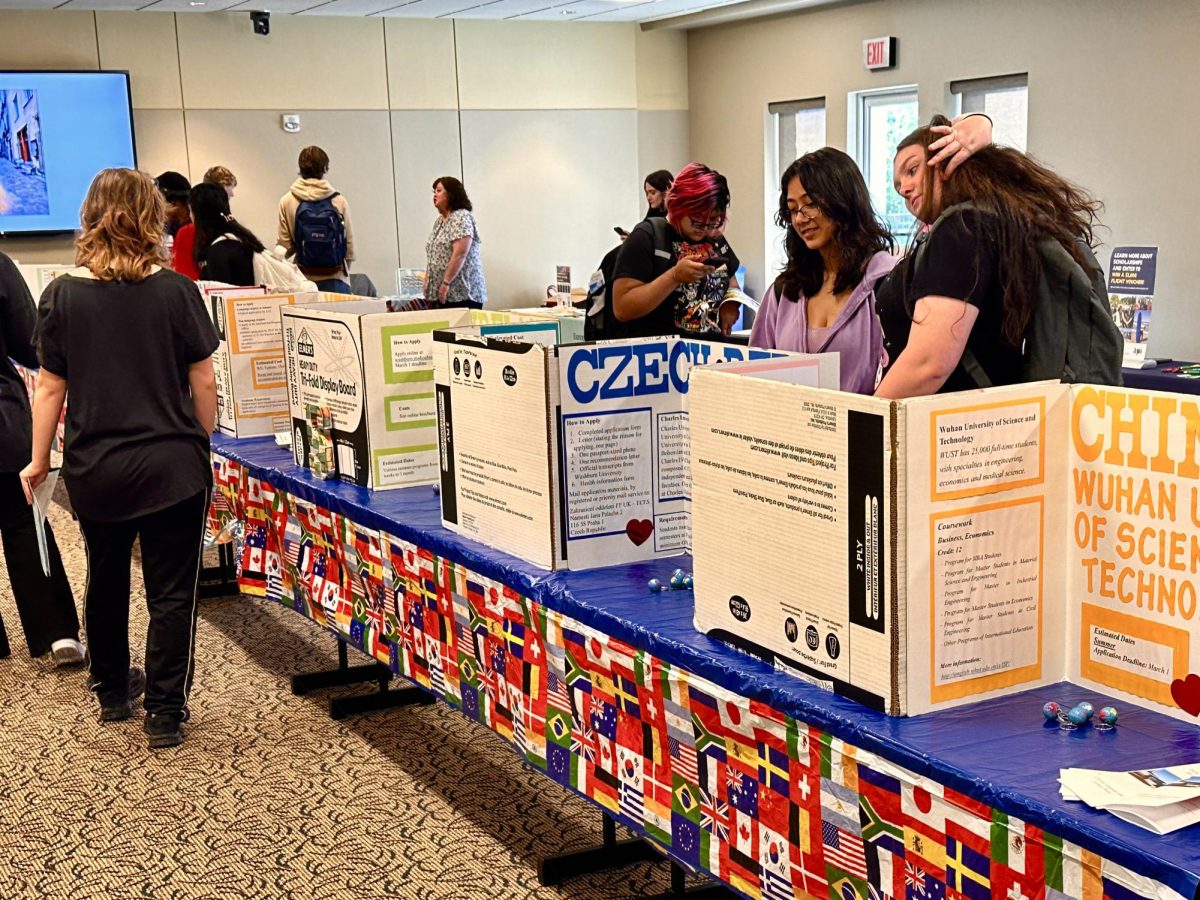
[1060,763,1200,834]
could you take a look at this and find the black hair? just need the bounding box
[774,147,893,301]
[155,171,191,206]
[433,176,473,212]
[189,182,265,266]
[643,169,674,218]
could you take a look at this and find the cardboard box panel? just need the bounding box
[690,370,897,710]
[283,301,471,489]
[435,330,561,569]
[437,330,834,572]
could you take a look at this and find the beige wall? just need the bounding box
[689,0,1200,359]
[0,12,689,306]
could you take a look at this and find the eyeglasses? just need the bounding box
[790,201,821,221]
[689,215,727,233]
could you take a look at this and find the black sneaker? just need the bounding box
[144,713,185,750]
[97,667,147,723]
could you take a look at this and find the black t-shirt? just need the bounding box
[876,208,1025,393]
[203,236,256,287]
[0,252,37,472]
[36,269,220,521]
[613,219,740,338]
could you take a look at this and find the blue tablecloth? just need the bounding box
[1122,362,1200,395]
[212,434,1200,899]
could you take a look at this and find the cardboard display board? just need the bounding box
[281,300,472,490]
[470,306,586,343]
[16,263,72,299]
[207,287,314,438]
[691,373,1200,723]
[436,331,836,571]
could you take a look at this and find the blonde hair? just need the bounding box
[75,168,169,282]
[203,165,237,188]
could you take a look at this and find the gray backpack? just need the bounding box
[915,202,1123,387]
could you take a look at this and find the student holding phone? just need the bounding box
[612,163,741,338]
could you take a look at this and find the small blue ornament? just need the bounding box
[1067,703,1094,727]
[1076,701,1094,718]
[1042,701,1061,721]
[672,568,686,580]
[670,572,686,589]
[682,574,694,590]
[1097,706,1118,729]
[647,578,665,593]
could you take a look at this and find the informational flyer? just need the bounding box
[902,387,1068,709]
[1067,385,1200,720]
[1107,245,1157,369]
[556,338,820,570]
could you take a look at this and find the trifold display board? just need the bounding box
[281,300,473,490]
[208,287,314,438]
[435,330,838,570]
[691,372,1200,724]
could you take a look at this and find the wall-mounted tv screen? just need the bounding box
[0,71,136,236]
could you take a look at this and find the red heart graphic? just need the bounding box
[1171,674,1200,717]
[626,518,653,546]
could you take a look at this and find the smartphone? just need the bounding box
[702,256,728,268]
[614,226,629,237]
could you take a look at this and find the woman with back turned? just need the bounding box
[22,168,219,750]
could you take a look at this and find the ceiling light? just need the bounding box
[189,2,205,5]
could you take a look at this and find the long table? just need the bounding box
[208,434,1200,900]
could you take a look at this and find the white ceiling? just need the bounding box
[1,0,764,24]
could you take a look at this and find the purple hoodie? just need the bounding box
[749,250,898,394]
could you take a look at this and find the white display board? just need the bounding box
[691,373,1200,723]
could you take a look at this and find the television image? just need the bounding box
[0,71,135,236]
[0,89,49,216]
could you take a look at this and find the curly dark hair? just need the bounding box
[433,176,472,212]
[773,147,893,302]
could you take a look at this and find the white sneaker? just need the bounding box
[51,639,86,667]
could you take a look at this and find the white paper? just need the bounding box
[1059,763,1200,834]
[31,469,60,577]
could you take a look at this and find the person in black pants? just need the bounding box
[0,251,85,666]
[22,169,219,750]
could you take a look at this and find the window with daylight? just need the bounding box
[851,86,918,239]
[952,73,1028,152]
[766,97,826,285]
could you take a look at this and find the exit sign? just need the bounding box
[863,36,897,70]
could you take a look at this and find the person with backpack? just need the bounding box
[611,162,742,338]
[751,118,994,393]
[277,146,355,293]
[875,116,1121,397]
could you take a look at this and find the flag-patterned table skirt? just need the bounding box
[206,453,1185,900]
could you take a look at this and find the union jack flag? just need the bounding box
[570,727,597,761]
[699,789,729,841]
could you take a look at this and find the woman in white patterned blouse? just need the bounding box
[425,177,487,309]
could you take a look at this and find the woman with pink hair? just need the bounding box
[611,163,742,338]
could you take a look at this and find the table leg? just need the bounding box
[538,813,661,886]
[292,639,436,720]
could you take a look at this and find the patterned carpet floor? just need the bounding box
[0,496,703,899]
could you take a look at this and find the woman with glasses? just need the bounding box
[750,148,897,394]
[752,117,994,394]
[612,162,742,338]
